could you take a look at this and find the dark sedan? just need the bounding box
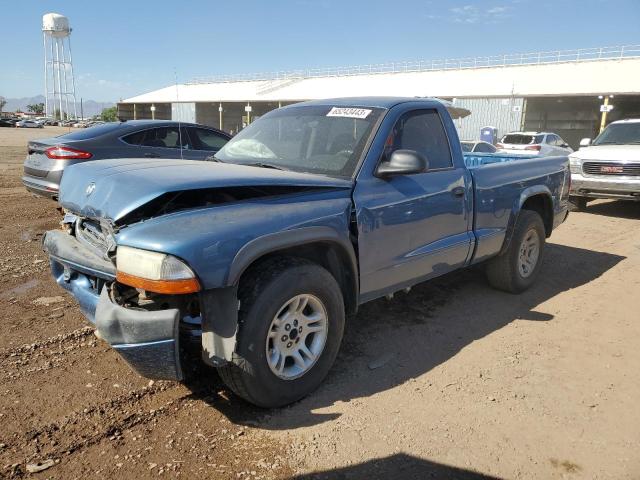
[22,120,231,199]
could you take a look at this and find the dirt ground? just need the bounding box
[1,126,639,479]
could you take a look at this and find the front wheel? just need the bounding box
[217,257,345,407]
[486,210,546,293]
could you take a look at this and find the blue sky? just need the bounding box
[2,0,639,101]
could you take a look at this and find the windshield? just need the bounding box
[501,134,544,145]
[460,142,473,152]
[215,105,385,177]
[592,122,640,145]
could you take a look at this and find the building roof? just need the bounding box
[121,46,640,105]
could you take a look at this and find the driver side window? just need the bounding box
[389,110,453,170]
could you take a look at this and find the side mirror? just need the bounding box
[579,138,591,147]
[376,149,428,177]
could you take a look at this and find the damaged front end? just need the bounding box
[43,214,238,382]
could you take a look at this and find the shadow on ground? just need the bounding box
[290,453,500,479]
[184,242,624,428]
[582,199,640,219]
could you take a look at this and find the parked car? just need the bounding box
[568,119,640,210]
[22,120,231,198]
[0,118,16,127]
[461,140,497,153]
[42,97,569,407]
[497,132,573,156]
[16,119,44,129]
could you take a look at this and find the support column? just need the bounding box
[218,103,223,130]
[599,95,612,133]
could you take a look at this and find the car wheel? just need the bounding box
[568,196,588,212]
[486,210,546,294]
[217,257,345,408]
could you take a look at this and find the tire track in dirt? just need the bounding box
[1,382,183,477]
[0,326,96,382]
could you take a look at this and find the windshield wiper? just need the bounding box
[245,162,288,171]
[205,155,225,162]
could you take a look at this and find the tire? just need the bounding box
[568,196,588,212]
[486,210,546,294]
[217,257,345,408]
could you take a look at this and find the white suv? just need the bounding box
[568,119,640,210]
[497,132,573,156]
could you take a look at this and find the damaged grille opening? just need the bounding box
[111,283,203,344]
[116,185,331,226]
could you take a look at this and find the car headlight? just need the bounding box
[116,246,201,294]
[569,156,582,174]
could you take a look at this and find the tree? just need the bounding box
[27,103,45,115]
[101,106,118,122]
[0,96,6,112]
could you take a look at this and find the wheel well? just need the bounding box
[521,194,553,237]
[236,242,359,315]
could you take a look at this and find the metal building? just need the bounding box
[118,45,640,147]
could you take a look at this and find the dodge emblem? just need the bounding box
[85,182,96,196]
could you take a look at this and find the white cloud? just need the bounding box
[449,4,513,24]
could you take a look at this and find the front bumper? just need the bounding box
[95,288,183,381]
[570,173,640,200]
[43,230,184,380]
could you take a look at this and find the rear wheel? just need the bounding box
[217,257,345,407]
[569,196,588,212]
[486,210,546,293]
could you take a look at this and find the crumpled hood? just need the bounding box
[571,144,640,161]
[59,158,352,223]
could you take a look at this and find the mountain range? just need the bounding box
[1,95,115,118]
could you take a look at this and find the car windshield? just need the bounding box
[59,122,124,140]
[501,134,544,145]
[214,105,385,177]
[460,142,473,152]
[592,123,640,145]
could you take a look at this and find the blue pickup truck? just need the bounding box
[43,97,570,407]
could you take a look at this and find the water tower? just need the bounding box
[42,13,77,120]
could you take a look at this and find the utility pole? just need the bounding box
[80,97,83,120]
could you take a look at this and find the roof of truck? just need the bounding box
[293,96,441,109]
[610,118,640,124]
[287,97,471,118]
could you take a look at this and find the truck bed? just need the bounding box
[468,154,570,263]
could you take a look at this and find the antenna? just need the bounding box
[174,68,183,161]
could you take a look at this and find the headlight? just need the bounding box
[569,156,582,174]
[116,246,200,294]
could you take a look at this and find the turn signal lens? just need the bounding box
[45,146,93,159]
[116,271,201,294]
[115,246,200,294]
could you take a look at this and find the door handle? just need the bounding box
[144,152,160,158]
[451,186,465,198]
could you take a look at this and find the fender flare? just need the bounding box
[499,186,554,256]
[226,226,359,290]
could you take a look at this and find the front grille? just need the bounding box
[582,162,640,176]
[75,219,111,256]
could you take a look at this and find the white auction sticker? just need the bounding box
[326,107,372,119]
